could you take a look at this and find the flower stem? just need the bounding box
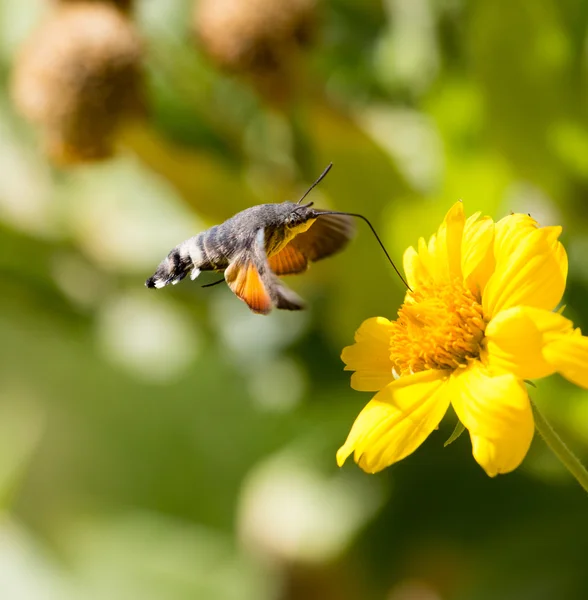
[531,399,588,494]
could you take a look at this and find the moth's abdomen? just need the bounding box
[146,232,214,289]
[200,225,232,270]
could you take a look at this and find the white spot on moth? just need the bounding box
[186,237,203,267]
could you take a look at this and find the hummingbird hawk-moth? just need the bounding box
[145,164,408,314]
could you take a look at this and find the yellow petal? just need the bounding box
[341,317,395,392]
[450,362,534,476]
[493,213,539,255]
[433,202,465,281]
[484,306,572,380]
[469,436,530,478]
[420,235,436,277]
[461,213,495,297]
[403,245,431,289]
[483,220,568,318]
[337,370,450,473]
[485,307,588,389]
[543,330,588,388]
[445,201,466,278]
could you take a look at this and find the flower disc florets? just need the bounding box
[390,280,485,376]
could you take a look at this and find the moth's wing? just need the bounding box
[224,230,273,314]
[268,243,308,276]
[225,229,307,313]
[225,251,273,315]
[270,274,305,311]
[225,259,273,315]
[290,211,355,263]
[267,212,354,276]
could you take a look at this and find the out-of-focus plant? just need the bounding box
[193,0,318,106]
[1,0,588,599]
[11,1,144,163]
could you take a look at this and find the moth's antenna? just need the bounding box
[316,210,412,291]
[297,163,333,205]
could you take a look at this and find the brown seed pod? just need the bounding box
[11,2,144,164]
[194,0,318,102]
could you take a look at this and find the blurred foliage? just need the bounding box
[1,0,588,599]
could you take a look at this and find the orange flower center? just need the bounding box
[389,280,485,376]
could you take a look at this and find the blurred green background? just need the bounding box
[1,1,588,599]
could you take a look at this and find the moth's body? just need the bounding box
[146,200,354,314]
[160,203,317,277]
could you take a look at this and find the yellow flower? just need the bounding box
[338,202,588,476]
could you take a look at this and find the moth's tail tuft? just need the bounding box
[146,248,194,289]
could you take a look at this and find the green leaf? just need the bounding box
[444,420,466,447]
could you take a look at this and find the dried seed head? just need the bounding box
[194,0,317,102]
[11,2,144,164]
